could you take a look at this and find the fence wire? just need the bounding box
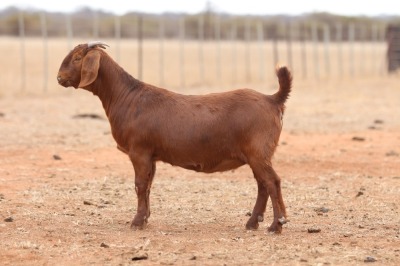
[0,10,390,96]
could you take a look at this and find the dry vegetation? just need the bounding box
[0,38,399,265]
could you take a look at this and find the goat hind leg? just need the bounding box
[246,179,269,230]
[276,175,287,220]
[265,166,287,233]
[250,163,286,233]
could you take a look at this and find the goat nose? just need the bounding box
[57,75,67,86]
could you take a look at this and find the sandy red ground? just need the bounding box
[1,77,399,265]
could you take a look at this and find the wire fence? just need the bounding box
[0,11,391,96]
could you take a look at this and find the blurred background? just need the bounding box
[0,0,399,96]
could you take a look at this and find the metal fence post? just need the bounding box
[18,10,26,91]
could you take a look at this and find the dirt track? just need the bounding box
[1,77,400,265]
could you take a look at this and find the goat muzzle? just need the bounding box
[57,75,65,84]
[57,74,71,87]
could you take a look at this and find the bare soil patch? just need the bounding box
[1,77,400,265]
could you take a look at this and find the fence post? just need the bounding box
[93,10,99,39]
[198,13,205,85]
[66,13,73,50]
[336,23,343,78]
[300,23,307,79]
[158,14,165,87]
[215,12,221,86]
[18,9,26,92]
[272,25,279,71]
[323,24,330,78]
[371,24,378,75]
[311,22,319,80]
[231,19,237,86]
[179,15,185,88]
[40,11,48,92]
[360,25,367,75]
[378,25,386,75]
[286,21,293,70]
[114,15,121,63]
[348,23,355,77]
[137,14,143,80]
[257,20,265,82]
[245,16,251,82]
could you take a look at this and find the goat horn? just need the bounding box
[87,41,109,49]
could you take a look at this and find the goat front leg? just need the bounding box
[246,179,269,230]
[130,154,155,230]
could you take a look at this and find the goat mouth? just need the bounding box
[59,82,69,88]
[57,78,66,86]
[58,79,73,88]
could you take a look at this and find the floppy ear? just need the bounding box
[78,50,101,88]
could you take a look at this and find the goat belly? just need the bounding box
[170,158,245,173]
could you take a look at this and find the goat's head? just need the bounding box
[57,41,109,89]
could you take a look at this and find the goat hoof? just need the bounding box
[131,223,145,230]
[245,220,259,230]
[267,223,282,234]
[130,220,147,230]
[130,215,147,230]
[278,216,288,225]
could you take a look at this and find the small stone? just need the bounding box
[4,217,14,222]
[100,242,109,248]
[132,253,148,261]
[352,136,365,142]
[102,200,112,205]
[364,256,377,263]
[245,211,252,216]
[374,119,383,124]
[190,255,197,260]
[307,227,321,233]
[315,207,330,213]
[386,150,399,157]
[72,113,104,120]
[356,191,364,197]
[53,154,62,160]
[83,200,94,205]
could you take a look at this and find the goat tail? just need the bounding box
[273,66,292,105]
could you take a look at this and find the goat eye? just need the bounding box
[74,57,81,62]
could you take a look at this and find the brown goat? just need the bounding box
[57,42,292,233]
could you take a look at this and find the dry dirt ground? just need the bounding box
[0,77,400,265]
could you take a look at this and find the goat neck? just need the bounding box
[89,52,143,117]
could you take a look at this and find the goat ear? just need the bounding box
[78,50,101,88]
